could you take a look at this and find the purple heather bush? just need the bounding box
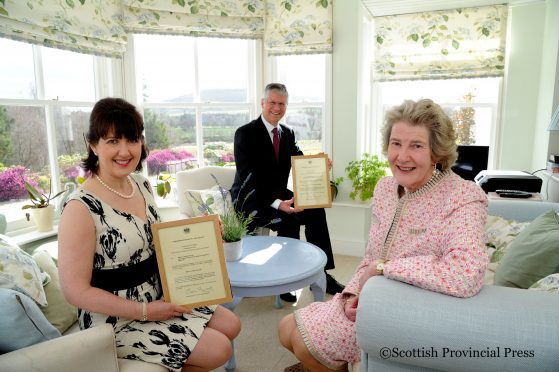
[146,149,194,175]
[0,166,40,202]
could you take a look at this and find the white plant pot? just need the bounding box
[223,240,243,262]
[31,205,54,232]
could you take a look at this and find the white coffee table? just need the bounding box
[224,235,327,370]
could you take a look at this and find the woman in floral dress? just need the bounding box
[58,97,240,371]
[278,99,488,371]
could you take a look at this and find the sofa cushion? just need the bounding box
[32,250,77,333]
[529,273,559,294]
[0,288,61,353]
[495,210,559,288]
[0,236,49,306]
[185,185,233,217]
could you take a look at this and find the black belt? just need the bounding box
[91,254,158,292]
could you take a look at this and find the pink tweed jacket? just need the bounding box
[345,170,489,298]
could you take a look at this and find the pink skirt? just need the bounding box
[294,294,360,370]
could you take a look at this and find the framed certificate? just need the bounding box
[291,153,332,209]
[152,215,232,308]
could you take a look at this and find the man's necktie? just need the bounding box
[272,127,280,161]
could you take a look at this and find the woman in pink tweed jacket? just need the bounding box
[278,99,489,371]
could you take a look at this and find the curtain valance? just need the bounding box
[373,5,508,81]
[0,0,332,58]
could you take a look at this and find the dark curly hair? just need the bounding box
[82,97,148,173]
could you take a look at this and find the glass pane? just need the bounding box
[135,35,196,103]
[198,38,248,102]
[201,109,249,166]
[0,39,35,99]
[444,106,493,146]
[54,106,92,187]
[0,105,49,223]
[285,108,323,154]
[144,108,197,176]
[42,47,95,101]
[275,54,325,103]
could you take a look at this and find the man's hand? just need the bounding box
[278,197,303,214]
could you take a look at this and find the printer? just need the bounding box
[474,170,542,193]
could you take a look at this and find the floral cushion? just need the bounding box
[185,185,233,217]
[0,235,50,307]
[483,215,530,285]
[528,273,559,294]
[485,215,530,264]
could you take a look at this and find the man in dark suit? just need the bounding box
[231,83,344,301]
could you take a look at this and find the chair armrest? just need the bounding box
[0,324,119,372]
[356,277,559,371]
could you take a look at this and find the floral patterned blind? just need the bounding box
[0,0,332,58]
[374,5,508,81]
[264,0,333,56]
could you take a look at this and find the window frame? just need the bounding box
[0,40,114,232]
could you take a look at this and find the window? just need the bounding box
[372,77,501,166]
[133,34,255,189]
[0,38,108,229]
[272,54,329,155]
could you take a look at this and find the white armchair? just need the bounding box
[175,166,269,236]
[176,166,236,217]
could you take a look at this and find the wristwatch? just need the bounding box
[375,259,386,275]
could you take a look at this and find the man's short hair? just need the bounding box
[263,83,288,102]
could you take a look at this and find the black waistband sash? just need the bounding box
[91,254,158,292]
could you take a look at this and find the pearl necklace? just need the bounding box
[95,174,135,199]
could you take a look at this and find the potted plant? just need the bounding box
[330,176,344,201]
[345,153,389,202]
[21,180,67,232]
[156,171,174,199]
[189,173,276,261]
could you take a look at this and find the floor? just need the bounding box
[214,254,362,372]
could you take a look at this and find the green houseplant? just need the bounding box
[22,180,68,232]
[189,173,280,261]
[345,153,389,201]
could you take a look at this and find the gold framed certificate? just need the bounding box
[291,153,332,209]
[152,215,232,308]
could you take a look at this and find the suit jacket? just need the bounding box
[231,116,303,222]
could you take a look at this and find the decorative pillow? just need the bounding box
[494,211,559,288]
[0,288,61,353]
[485,215,530,264]
[529,273,559,294]
[32,250,78,333]
[185,185,233,217]
[0,236,50,307]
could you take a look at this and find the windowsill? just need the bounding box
[8,225,58,246]
[332,200,373,208]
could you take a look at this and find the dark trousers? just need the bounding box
[255,207,335,270]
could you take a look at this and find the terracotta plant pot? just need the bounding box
[223,240,243,261]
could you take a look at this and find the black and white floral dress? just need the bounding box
[66,173,215,371]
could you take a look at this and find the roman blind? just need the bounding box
[0,0,332,58]
[373,5,508,81]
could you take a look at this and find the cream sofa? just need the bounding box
[356,199,559,372]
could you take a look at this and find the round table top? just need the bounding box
[226,236,326,288]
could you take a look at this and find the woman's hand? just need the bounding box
[343,295,359,322]
[144,300,192,321]
[358,263,380,290]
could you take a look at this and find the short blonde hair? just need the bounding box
[381,99,458,170]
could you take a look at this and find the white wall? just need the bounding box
[499,0,559,171]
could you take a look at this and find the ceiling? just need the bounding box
[360,0,542,17]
